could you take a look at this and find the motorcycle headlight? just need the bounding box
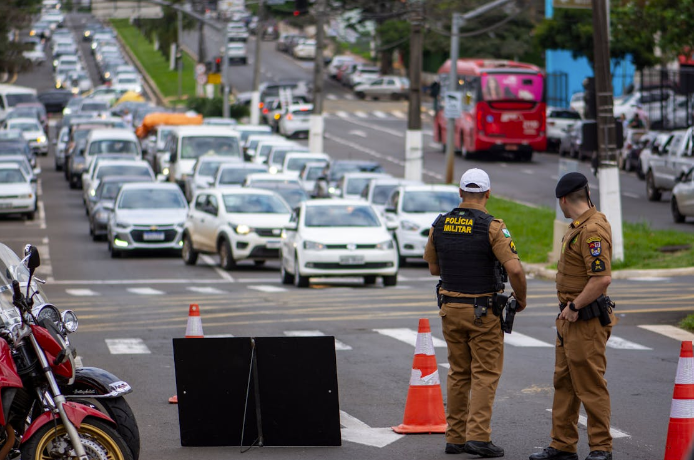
[234,224,251,235]
[115,221,130,229]
[303,240,325,250]
[400,220,420,231]
[376,239,394,250]
[61,310,78,333]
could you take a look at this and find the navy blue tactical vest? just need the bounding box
[432,207,506,294]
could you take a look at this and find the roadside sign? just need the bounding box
[197,73,208,85]
[207,73,222,84]
[552,0,591,9]
[444,92,463,119]
[195,63,206,75]
[266,0,284,4]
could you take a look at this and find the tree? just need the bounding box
[138,0,196,61]
[0,0,42,75]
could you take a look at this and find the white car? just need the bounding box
[570,92,585,117]
[328,55,356,79]
[278,104,312,139]
[182,188,292,269]
[23,45,46,64]
[293,39,316,60]
[298,162,327,193]
[384,184,460,265]
[3,118,47,155]
[266,145,308,174]
[213,163,268,188]
[335,172,392,200]
[83,159,154,208]
[226,42,247,65]
[547,107,582,152]
[107,183,188,257]
[360,178,423,215]
[0,164,37,220]
[111,74,142,94]
[184,155,242,202]
[282,152,329,178]
[243,172,301,188]
[280,199,399,288]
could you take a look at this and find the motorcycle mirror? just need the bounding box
[24,244,41,271]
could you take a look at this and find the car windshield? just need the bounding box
[372,184,398,204]
[97,165,151,179]
[305,205,381,227]
[6,94,38,107]
[346,178,374,195]
[240,129,271,143]
[0,169,26,184]
[257,186,307,208]
[270,151,289,166]
[82,102,108,112]
[287,157,323,172]
[180,136,240,160]
[118,189,186,209]
[549,110,581,120]
[88,140,138,156]
[0,141,29,154]
[9,122,40,132]
[482,73,543,102]
[99,182,129,199]
[330,163,383,181]
[305,167,323,180]
[222,193,290,213]
[402,191,460,213]
[198,161,226,176]
[218,167,265,185]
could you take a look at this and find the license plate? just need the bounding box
[506,144,519,151]
[0,203,10,209]
[143,231,165,241]
[339,255,364,265]
[266,240,281,249]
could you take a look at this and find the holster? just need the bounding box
[560,295,615,326]
[492,294,508,317]
[436,280,443,309]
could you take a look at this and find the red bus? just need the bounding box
[433,59,547,161]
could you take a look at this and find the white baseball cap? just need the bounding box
[459,168,490,192]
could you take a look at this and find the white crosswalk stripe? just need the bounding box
[373,111,388,118]
[65,289,100,297]
[373,328,447,348]
[105,338,151,354]
[607,335,652,350]
[391,110,406,119]
[326,94,339,100]
[354,111,368,118]
[247,285,288,293]
[638,325,694,342]
[127,287,164,295]
[504,332,554,348]
[335,111,350,119]
[284,330,353,350]
[187,286,228,295]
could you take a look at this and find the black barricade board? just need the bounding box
[172,337,341,447]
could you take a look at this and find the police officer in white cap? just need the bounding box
[424,168,527,457]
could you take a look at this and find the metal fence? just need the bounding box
[547,71,569,108]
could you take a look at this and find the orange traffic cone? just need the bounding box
[664,341,694,460]
[392,318,447,434]
[169,304,205,404]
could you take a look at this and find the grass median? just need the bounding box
[110,19,197,102]
[486,195,694,269]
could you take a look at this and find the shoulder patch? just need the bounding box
[589,240,601,257]
[591,258,606,272]
[510,240,517,254]
[586,236,602,243]
[502,228,511,238]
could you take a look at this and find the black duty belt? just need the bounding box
[441,295,493,306]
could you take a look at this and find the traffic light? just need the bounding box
[205,61,212,73]
[583,77,596,120]
[214,56,222,73]
[294,0,308,16]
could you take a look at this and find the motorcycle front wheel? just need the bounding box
[71,397,140,460]
[21,416,134,460]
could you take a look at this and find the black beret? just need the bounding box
[555,172,588,198]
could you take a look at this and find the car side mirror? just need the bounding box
[103,203,114,212]
[386,221,398,231]
[385,207,396,213]
[78,148,85,156]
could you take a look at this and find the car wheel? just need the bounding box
[218,239,235,270]
[109,240,120,258]
[636,160,645,180]
[383,274,398,287]
[254,260,266,267]
[646,170,662,201]
[25,211,35,221]
[294,252,309,288]
[672,196,686,223]
[356,91,365,100]
[280,255,294,284]
[520,151,533,162]
[364,275,377,285]
[181,234,198,265]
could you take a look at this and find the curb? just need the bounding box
[522,262,694,281]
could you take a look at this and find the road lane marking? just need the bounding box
[545,410,630,438]
[247,285,288,293]
[335,111,350,119]
[504,332,553,348]
[638,325,694,342]
[373,111,387,118]
[344,94,356,100]
[623,192,640,199]
[373,328,447,348]
[187,286,228,295]
[50,279,234,285]
[65,289,100,297]
[200,254,235,282]
[391,110,405,119]
[349,130,367,138]
[627,277,671,282]
[439,362,450,369]
[105,338,151,354]
[236,278,281,283]
[206,334,235,338]
[326,94,338,100]
[340,411,403,448]
[127,287,164,295]
[354,111,368,118]
[606,335,652,350]
[284,330,352,350]
[327,116,404,137]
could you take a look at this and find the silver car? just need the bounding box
[354,76,410,101]
[672,166,694,223]
[107,183,188,257]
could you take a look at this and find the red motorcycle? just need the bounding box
[0,243,132,460]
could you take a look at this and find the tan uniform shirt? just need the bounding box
[423,202,519,297]
[556,207,612,304]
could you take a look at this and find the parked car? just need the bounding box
[645,128,690,201]
[546,107,581,152]
[278,104,313,139]
[280,199,399,288]
[671,166,694,223]
[182,188,292,269]
[0,164,36,220]
[638,131,675,180]
[293,39,316,60]
[346,65,380,88]
[354,76,410,101]
[328,55,357,79]
[618,129,651,172]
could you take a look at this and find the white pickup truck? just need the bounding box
[645,128,693,201]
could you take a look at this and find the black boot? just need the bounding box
[529,447,579,460]
[585,451,612,460]
[464,441,504,458]
[445,443,466,454]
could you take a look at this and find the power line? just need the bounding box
[423,9,520,38]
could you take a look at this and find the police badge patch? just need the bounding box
[589,241,601,257]
[510,240,517,254]
[502,229,511,238]
[591,258,605,272]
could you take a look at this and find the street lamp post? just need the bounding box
[309,0,326,153]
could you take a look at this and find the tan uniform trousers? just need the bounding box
[550,312,614,453]
[440,302,503,444]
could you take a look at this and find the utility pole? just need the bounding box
[309,0,326,153]
[177,10,183,108]
[405,0,423,181]
[222,22,230,118]
[444,13,461,184]
[592,0,624,261]
[250,0,264,125]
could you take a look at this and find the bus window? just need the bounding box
[482,74,543,102]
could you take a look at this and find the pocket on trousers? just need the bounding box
[439,305,447,318]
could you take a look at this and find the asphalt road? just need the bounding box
[3,12,693,460]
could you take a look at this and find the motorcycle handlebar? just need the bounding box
[11,280,21,300]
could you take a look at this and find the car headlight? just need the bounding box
[37,136,46,144]
[84,31,90,37]
[162,167,170,175]
[376,239,394,250]
[104,72,110,79]
[71,87,79,94]
[400,220,419,231]
[303,240,325,250]
[234,224,251,235]
[63,108,72,115]
[94,210,108,220]
[53,59,58,67]
[115,221,130,229]
[74,164,85,171]
[89,188,96,196]
[269,166,278,174]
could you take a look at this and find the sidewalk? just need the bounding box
[523,262,694,281]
